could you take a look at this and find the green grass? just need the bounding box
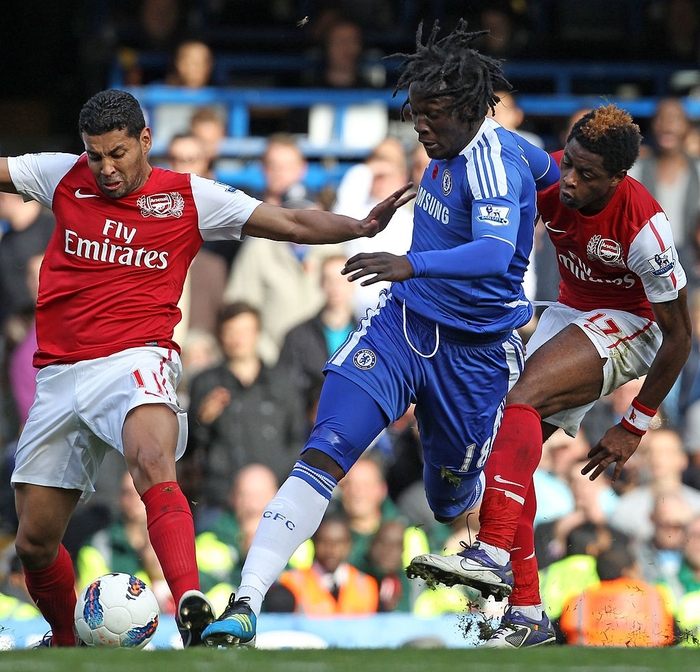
[0,646,697,672]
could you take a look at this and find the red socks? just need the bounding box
[142,481,199,607]
[509,485,542,606]
[477,404,542,552]
[24,544,77,646]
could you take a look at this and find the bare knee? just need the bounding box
[15,531,60,571]
[300,448,345,482]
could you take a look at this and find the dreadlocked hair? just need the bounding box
[391,19,511,125]
[567,105,642,175]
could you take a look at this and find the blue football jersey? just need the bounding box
[393,117,552,334]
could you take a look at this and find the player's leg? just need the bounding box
[122,402,213,647]
[203,372,391,647]
[475,318,605,563]
[14,483,81,646]
[406,332,520,598]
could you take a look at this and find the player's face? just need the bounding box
[82,127,153,199]
[558,138,625,216]
[408,83,475,160]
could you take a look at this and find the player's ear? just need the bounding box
[611,170,627,187]
[140,127,153,154]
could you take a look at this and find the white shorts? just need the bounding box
[526,303,662,436]
[11,347,187,501]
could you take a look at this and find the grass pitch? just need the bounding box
[0,646,696,672]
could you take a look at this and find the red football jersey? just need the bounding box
[537,166,686,322]
[8,153,261,366]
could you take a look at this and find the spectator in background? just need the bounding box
[5,253,43,429]
[278,255,357,402]
[333,137,414,317]
[152,39,226,149]
[531,429,588,529]
[186,302,307,517]
[176,329,222,409]
[303,19,385,90]
[357,519,417,612]
[166,132,214,178]
[634,491,694,595]
[535,458,618,570]
[224,163,345,364]
[558,545,676,646]
[165,39,215,88]
[335,455,429,570]
[255,133,309,207]
[186,108,245,272]
[279,511,379,616]
[470,1,533,60]
[539,521,613,625]
[190,107,227,172]
[609,428,700,543]
[628,98,700,257]
[113,0,194,86]
[0,192,54,330]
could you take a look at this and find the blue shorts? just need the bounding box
[307,292,525,519]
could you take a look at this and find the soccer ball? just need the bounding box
[74,572,160,648]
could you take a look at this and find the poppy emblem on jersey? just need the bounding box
[441,169,453,196]
[586,235,626,268]
[137,192,185,218]
[476,204,510,225]
[432,164,439,179]
[353,349,377,370]
[646,247,675,277]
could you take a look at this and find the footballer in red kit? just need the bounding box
[538,153,681,321]
[0,89,413,648]
[11,153,256,366]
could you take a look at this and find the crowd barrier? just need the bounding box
[0,612,489,650]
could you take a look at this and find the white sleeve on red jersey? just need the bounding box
[627,211,687,303]
[190,174,262,242]
[7,153,80,208]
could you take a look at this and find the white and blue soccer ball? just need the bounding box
[74,572,160,648]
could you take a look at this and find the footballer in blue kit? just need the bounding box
[202,19,559,648]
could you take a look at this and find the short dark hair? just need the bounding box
[596,546,635,582]
[78,89,146,138]
[216,301,261,337]
[567,104,642,175]
[391,19,511,126]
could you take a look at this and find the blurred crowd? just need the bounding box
[4,0,700,648]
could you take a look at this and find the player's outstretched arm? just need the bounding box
[0,158,18,193]
[583,288,692,482]
[242,183,414,244]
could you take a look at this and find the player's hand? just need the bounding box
[581,423,642,482]
[342,251,415,285]
[358,183,415,237]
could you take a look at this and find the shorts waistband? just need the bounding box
[404,304,510,346]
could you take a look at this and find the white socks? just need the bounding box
[477,540,510,566]
[236,474,331,615]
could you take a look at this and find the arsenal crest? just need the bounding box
[137,192,185,218]
[586,235,625,268]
